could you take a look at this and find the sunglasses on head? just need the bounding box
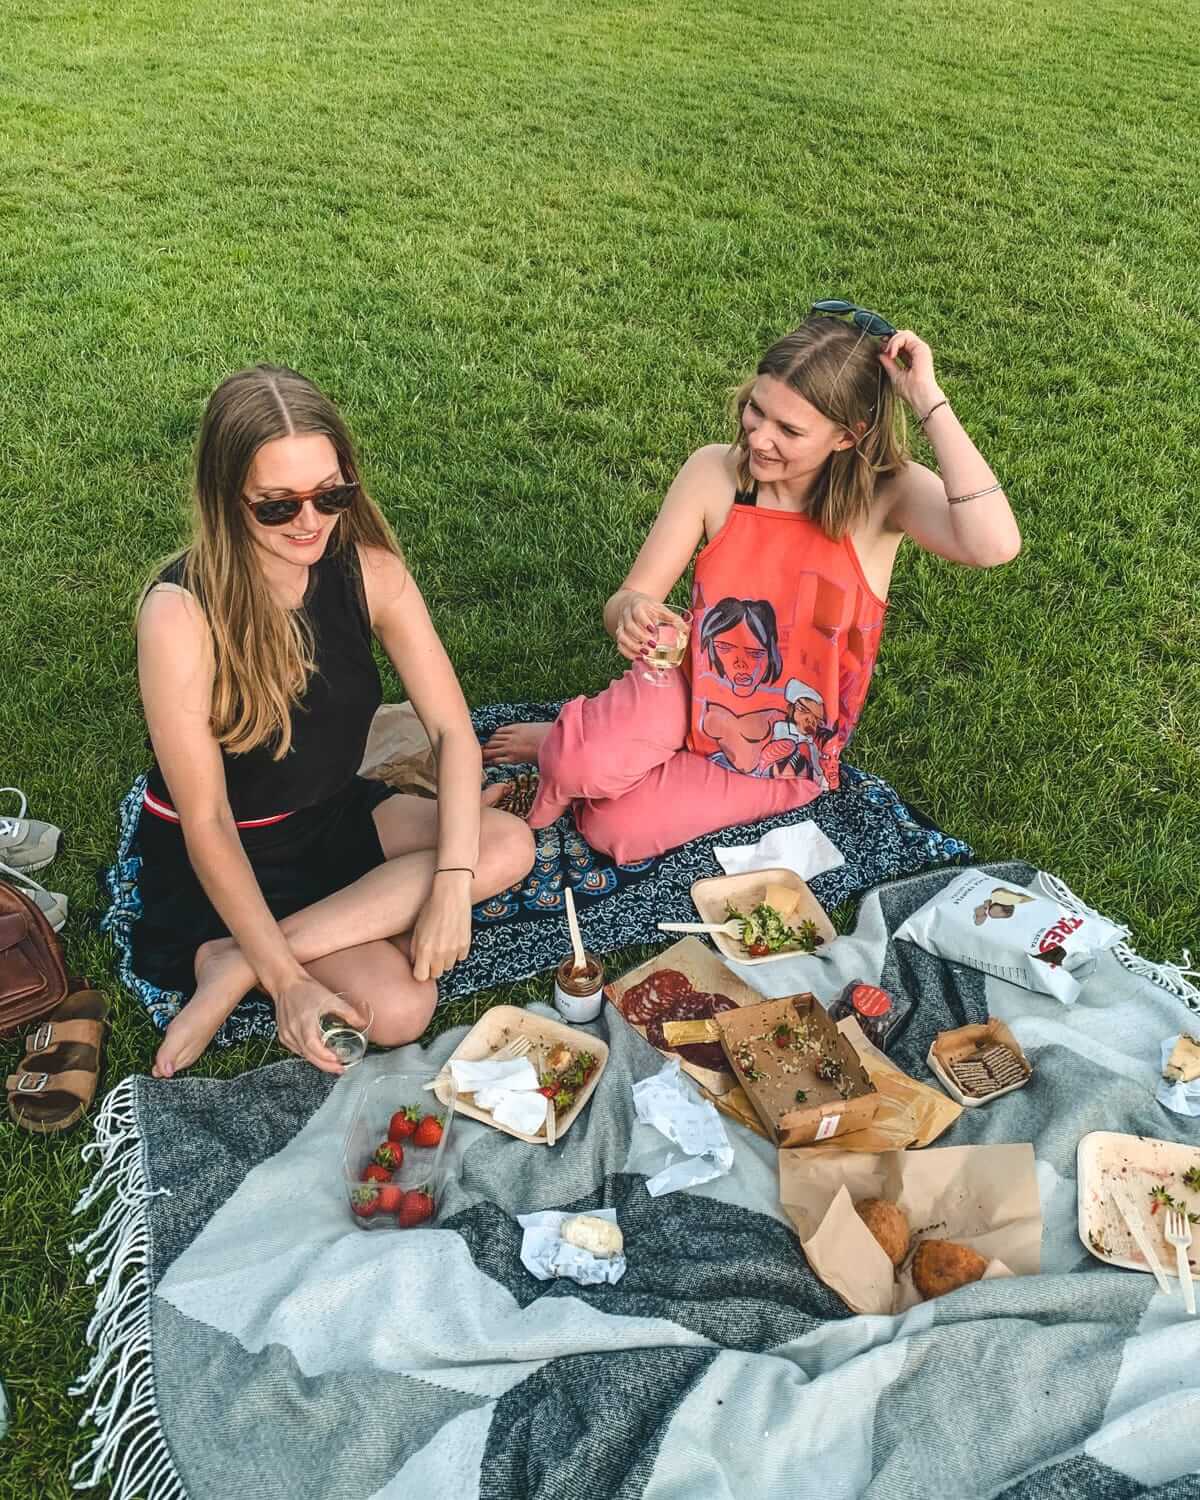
[809,299,897,339]
[241,481,359,527]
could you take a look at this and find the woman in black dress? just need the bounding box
[135,365,534,1077]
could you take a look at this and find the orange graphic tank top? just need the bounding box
[686,485,887,789]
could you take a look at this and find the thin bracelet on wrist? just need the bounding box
[918,398,949,426]
[947,482,1003,506]
[434,866,476,877]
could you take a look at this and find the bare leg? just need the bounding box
[481,722,552,766]
[152,798,532,1077]
[306,940,436,1046]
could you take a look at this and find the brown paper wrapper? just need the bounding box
[358,702,438,796]
[805,1017,962,1153]
[779,1142,1041,1314]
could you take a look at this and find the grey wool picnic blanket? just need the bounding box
[70,862,1200,1500]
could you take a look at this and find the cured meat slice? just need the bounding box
[619,969,693,1025]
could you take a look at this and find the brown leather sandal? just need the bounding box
[7,983,108,1134]
[491,771,540,821]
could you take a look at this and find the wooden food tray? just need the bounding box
[1077,1130,1200,1274]
[433,1006,608,1146]
[690,868,836,966]
[605,937,763,1096]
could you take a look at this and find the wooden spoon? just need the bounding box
[564,885,587,975]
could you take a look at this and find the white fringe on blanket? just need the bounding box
[1037,871,1200,1016]
[68,1076,184,1499]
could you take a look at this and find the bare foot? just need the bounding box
[151,938,255,1078]
[481,721,551,766]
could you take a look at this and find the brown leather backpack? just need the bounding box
[0,881,69,1038]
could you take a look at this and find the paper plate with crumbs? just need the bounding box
[1077,1130,1200,1274]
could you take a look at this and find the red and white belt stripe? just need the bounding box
[142,787,293,829]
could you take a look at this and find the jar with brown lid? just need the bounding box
[553,952,605,1023]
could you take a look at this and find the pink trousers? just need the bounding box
[528,666,819,863]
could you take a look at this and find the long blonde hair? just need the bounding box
[146,364,403,759]
[732,316,908,539]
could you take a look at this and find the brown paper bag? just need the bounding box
[778,1143,1041,1314]
[358,703,438,796]
[801,1017,961,1153]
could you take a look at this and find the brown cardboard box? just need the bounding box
[715,994,879,1147]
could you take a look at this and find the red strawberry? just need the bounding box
[412,1115,444,1149]
[362,1163,392,1184]
[351,1184,381,1218]
[376,1184,403,1214]
[374,1142,404,1171]
[388,1106,420,1141]
[397,1187,434,1228]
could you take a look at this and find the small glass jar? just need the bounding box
[553,952,605,1023]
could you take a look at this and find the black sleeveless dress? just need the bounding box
[131,542,399,993]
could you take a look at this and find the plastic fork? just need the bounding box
[1165,1209,1196,1315]
[424,1036,532,1092]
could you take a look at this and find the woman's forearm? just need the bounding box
[921,400,1021,562]
[182,818,307,996]
[432,726,483,872]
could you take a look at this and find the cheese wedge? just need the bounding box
[1164,1034,1200,1085]
[764,882,802,920]
[661,1019,722,1045]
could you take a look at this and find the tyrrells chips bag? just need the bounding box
[894,870,1126,1004]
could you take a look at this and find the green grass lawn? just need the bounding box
[1,0,1198,1490]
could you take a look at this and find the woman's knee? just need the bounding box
[371,979,437,1046]
[479,809,536,890]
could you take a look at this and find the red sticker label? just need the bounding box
[851,985,892,1018]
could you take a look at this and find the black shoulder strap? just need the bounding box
[733,480,759,507]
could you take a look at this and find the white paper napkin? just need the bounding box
[714,823,843,881]
[631,1060,734,1197]
[489,1090,549,1133]
[518,1209,626,1285]
[449,1057,539,1095]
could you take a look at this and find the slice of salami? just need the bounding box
[620,969,695,1025]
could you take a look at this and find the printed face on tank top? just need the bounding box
[686,495,887,791]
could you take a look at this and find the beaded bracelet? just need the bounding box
[947,482,1003,506]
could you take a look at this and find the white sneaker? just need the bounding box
[0,787,62,873]
[0,860,67,932]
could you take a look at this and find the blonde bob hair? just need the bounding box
[732,316,908,539]
[145,364,403,759]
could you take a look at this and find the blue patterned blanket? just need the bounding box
[101,701,970,1043]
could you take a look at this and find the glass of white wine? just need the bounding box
[318,997,374,1067]
[640,609,693,687]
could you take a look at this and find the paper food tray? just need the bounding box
[433,1006,608,1145]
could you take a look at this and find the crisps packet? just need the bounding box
[894,870,1126,1004]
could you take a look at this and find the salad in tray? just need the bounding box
[725,896,825,959]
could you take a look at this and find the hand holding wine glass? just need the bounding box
[612,591,691,663]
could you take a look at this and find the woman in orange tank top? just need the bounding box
[484,305,1020,863]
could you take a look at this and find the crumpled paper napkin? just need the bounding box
[631,1060,735,1197]
[518,1209,626,1284]
[450,1056,548,1133]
